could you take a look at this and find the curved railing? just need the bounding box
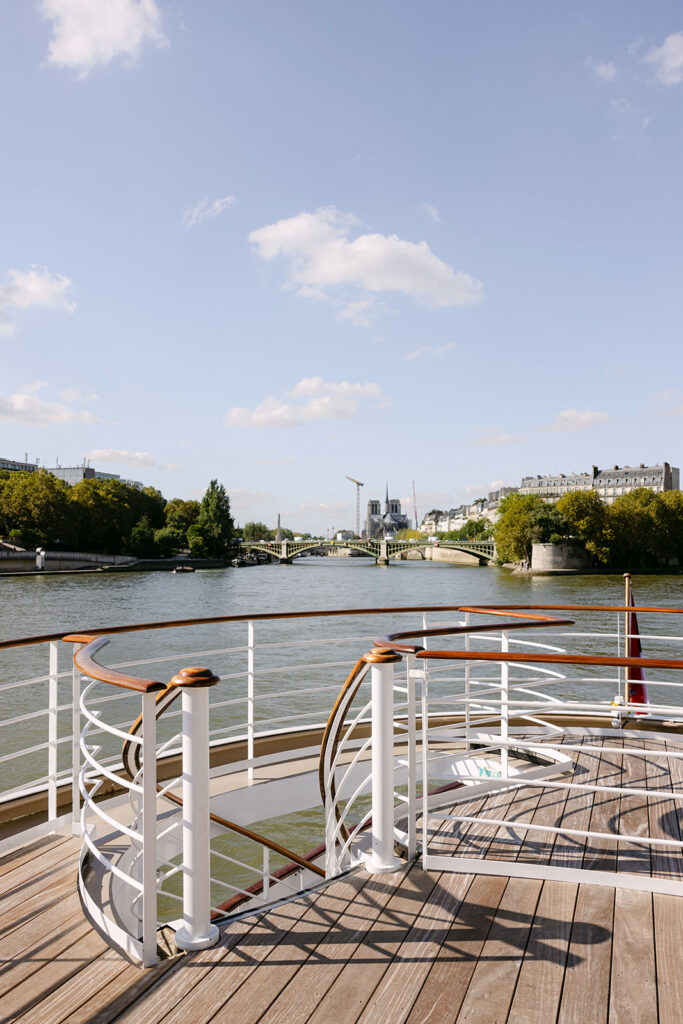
[3,598,683,965]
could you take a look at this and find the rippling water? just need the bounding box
[2,560,682,800]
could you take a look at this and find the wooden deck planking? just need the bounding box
[617,737,651,877]
[608,887,657,1024]
[556,884,615,1024]
[4,735,683,1023]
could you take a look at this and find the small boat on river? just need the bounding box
[2,580,683,1021]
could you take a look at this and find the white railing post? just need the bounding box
[363,651,402,874]
[421,663,429,870]
[48,642,59,823]
[262,847,270,902]
[464,611,471,748]
[71,645,81,835]
[173,667,220,952]
[500,631,509,778]
[141,690,159,967]
[247,621,255,783]
[406,653,417,860]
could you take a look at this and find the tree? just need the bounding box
[197,480,234,556]
[650,490,683,564]
[242,521,272,542]
[0,470,74,547]
[164,499,201,541]
[556,490,611,563]
[493,494,557,563]
[608,489,658,568]
[128,516,156,557]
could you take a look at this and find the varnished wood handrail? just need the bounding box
[67,635,166,693]
[1,602,681,652]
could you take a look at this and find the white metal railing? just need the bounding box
[3,601,683,968]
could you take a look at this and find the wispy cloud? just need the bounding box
[183,194,238,227]
[539,409,609,433]
[468,428,526,446]
[58,387,99,403]
[18,381,48,395]
[586,58,618,82]
[85,449,155,466]
[419,203,441,223]
[248,205,483,323]
[336,297,377,327]
[644,32,683,86]
[0,266,75,336]
[40,0,167,78]
[0,391,98,426]
[227,377,383,428]
[405,341,456,361]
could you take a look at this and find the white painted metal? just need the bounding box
[174,687,220,952]
[363,660,402,874]
[140,691,159,966]
[247,620,255,783]
[71,647,81,835]
[48,642,59,823]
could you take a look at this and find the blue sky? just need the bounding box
[1,1,681,533]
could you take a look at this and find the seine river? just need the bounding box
[3,557,682,643]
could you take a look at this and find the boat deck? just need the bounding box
[3,734,683,1023]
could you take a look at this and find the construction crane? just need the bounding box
[345,476,364,538]
[412,481,418,531]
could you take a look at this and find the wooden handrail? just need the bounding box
[376,609,576,653]
[0,601,681,652]
[68,635,166,693]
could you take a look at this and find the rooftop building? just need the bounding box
[519,462,679,505]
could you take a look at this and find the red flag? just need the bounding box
[625,575,648,709]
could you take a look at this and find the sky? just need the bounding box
[1,1,682,534]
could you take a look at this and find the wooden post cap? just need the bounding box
[363,647,403,664]
[169,666,220,688]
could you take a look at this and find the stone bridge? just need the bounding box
[242,538,496,566]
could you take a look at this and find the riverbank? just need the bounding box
[0,556,232,578]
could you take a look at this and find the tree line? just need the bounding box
[0,470,235,558]
[494,489,683,567]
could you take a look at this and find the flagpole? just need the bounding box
[624,572,631,706]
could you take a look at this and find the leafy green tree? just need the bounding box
[556,490,611,563]
[242,521,272,542]
[607,489,657,568]
[0,470,74,547]
[197,480,233,555]
[396,528,422,540]
[128,516,156,557]
[443,520,494,541]
[493,494,556,563]
[154,526,183,557]
[186,523,208,556]
[71,478,143,553]
[650,491,683,564]
[164,499,201,540]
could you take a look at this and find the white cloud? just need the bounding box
[226,377,383,428]
[609,97,632,117]
[85,448,155,465]
[160,462,180,470]
[644,32,683,86]
[40,0,167,78]
[0,392,98,426]
[337,297,377,327]
[468,429,526,446]
[295,501,352,516]
[248,206,483,318]
[0,266,75,336]
[18,381,49,395]
[405,341,456,360]
[420,203,441,223]
[539,409,609,433]
[183,194,237,227]
[465,479,507,496]
[587,59,617,82]
[289,377,381,399]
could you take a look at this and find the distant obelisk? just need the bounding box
[276,514,281,542]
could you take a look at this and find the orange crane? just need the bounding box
[345,476,364,537]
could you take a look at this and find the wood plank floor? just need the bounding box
[2,734,683,1024]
